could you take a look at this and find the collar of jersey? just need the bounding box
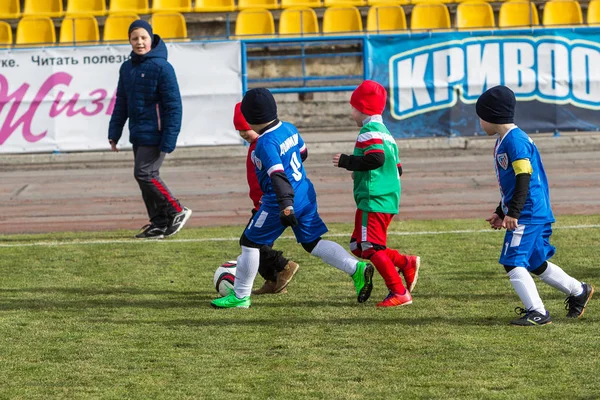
[362,115,383,126]
[259,120,282,136]
[497,125,519,147]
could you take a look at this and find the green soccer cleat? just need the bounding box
[352,262,374,303]
[211,293,251,309]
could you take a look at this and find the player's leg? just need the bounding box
[384,249,421,292]
[211,207,285,309]
[530,223,594,318]
[253,245,299,295]
[501,225,551,326]
[294,204,374,303]
[353,210,411,308]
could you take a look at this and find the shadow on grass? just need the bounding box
[0,287,203,296]
[87,315,508,327]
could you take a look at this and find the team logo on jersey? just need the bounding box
[251,151,262,170]
[497,153,509,170]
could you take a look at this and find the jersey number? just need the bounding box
[290,152,302,181]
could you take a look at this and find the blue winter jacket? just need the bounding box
[108,35,182,153]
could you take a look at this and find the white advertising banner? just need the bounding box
[0,41,242,154]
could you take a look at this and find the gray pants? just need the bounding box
[133,146,182,228]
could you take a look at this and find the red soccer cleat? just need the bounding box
[376,290,413,308]
[400,255,420,292]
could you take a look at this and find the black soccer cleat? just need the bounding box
[164,207,192,238]
[510,307,552,326]
[135,224,166,239]
[565,283,594,318]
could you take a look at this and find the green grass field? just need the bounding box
[1,215,599,399]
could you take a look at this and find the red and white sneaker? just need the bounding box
[400,255,420,292]
[376,290,413,308]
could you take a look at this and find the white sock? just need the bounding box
[508,267,546,314]
[233,246,260,298]
[311,239,358,276]
[539,261,583,296]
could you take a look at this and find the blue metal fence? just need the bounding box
[241,35,369,94]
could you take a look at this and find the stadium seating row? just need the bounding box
[1,0,598,46]
[0,0,598,18]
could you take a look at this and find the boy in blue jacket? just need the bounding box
[108,20,191,239]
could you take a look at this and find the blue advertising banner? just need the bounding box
[367,28,600,138]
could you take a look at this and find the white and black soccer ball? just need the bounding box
[213,261,237,297]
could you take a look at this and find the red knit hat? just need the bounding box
[233,102,251,131]
[350,80,387,116]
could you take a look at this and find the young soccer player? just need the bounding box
[211,88,374,309]
[333,80,420,308]
[478,85,594,326]
[233,102,299,294]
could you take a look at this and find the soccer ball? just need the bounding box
[213,261,237,297]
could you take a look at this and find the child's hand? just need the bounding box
[332,154,341,167]
[503,216,519,231]
[109,140,118,152]
[486,213,504,230]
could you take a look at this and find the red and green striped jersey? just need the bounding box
[352,116,401,214]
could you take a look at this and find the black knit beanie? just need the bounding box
[241,88,278,125]
[476,85,516,124]
[128,20,154,42]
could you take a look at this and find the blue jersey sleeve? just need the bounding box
[505,132,533,162]
[257,137,285,177]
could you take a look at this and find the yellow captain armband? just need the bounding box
[512,159,533,175]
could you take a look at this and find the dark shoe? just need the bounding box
[274,261,299,293]
[510,307,552,326]
[164,207,192,237]
[565,283,594,318]
[135,224,166,239]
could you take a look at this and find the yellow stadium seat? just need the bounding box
[279,7,319,36]
[0,0,20,19]
[104,13,140,42]
[368,0,410,5]
[194,0,236,12]
[66,0,107,16]
[281,0,322,8]
[151,12,188,39]
[456,1,494,29]
[499,1,539,28]
[324,0,366,6]
[23,0,64,18]
[0,22,12,47]
[235,9,275,37]
[238,0,280,10]
[542,0,582,26]
[152,0,192,13]
[410,3,451,30]
[109,0,150,14]
[589,0,600,25]
[16,17,56,45]
[323,6,363,34]
[411,0,454,4]
[366,5,407,32]
[60,15,100,44]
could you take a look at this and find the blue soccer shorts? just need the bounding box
[499,222,556,271]
[244,201,328,246]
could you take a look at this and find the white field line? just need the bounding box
[0,224,599,248]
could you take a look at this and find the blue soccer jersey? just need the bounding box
[494,127,555,224]
[251,121,311,210]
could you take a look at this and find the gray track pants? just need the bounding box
[133,146,182,228]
